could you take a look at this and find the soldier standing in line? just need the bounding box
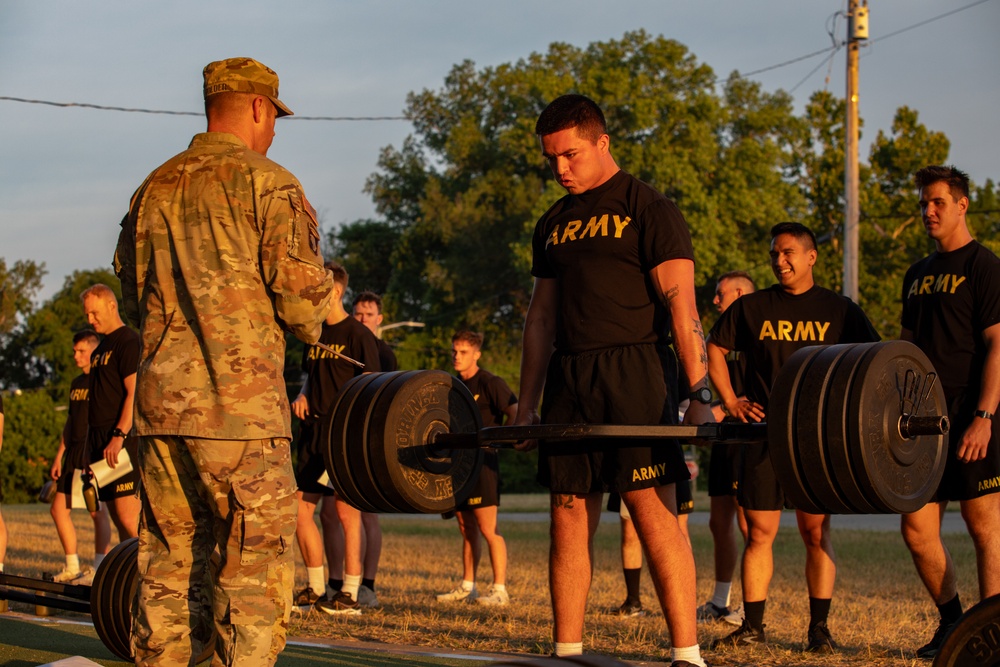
[115,57,334,665]
[49,329,111,584]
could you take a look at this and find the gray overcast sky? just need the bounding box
[2,0,998,302]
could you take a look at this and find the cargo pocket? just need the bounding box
[228,475,296,627]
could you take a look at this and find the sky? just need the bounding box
[1,0,998,304]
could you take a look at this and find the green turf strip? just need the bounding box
[0,616,493,666]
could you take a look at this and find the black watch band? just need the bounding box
[688,387,713,404]
[974,409,994,421]
[111,427,128,439]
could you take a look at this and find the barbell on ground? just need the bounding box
[0,538,215,663]
[319,340,950,515]
[932,593,1000,666]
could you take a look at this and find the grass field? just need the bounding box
[1,497,982,666]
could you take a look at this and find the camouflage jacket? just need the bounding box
[114,132,333,440]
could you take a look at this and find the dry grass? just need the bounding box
[2,500,981,666]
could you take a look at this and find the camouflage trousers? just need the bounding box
[132,436,296,666]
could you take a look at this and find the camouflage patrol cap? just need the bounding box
[203,57,293,117]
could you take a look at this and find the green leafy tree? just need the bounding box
[1,388,61,503]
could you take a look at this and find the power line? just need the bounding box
[0,95,406,121]
[869,0,995,45]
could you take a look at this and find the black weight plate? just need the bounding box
[932,593,1000,667]
[558,657,633,667]
[793,344,856,514]
[767,345,827,514]
[822,343,882,513]
[110,539,139,661]
[91,538,137,661]
[321,373,386,513]
[847,340,947,514]
[348,371,422,512]
[367,370,484,513]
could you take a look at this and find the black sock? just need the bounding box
[809,597,832,628]
[743,600,766,630]
[623,567,641,602]
[328,578,343,593]
[937,594,963,624]
[362,578,375,592]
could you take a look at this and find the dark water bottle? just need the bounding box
[82,471,99,513]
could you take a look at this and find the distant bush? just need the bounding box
[2,389,61,503]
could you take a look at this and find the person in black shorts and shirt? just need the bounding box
[698,271,754,626]
[49,330,112,584]
[708,223,880,653]
[81,284,141,541]
[899,165,1000,659]
[513,94,713,667]
[292,262,381,615]
[436,330,517,607]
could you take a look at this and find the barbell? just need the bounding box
[318,340,950,515]
[0,538,216,662]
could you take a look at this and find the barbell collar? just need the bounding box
[898,414,950,439]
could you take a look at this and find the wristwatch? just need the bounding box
[974,409,994,420]
[111,427,128,439]
[688,387,713,404]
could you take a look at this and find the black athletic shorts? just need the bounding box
[294,419,334,497]
[56,463,81,497]
[458,451,500,510]
[606,477,693,516]
[87,426,140,502]
[737,440,796,512]
[537,344,688,495]
[931,389,1000,502]
[707,441,740,497]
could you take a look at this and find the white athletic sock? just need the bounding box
[342,573,361,601]
[712,581,732,608]
[554,642,583,657]
[491,583,506,592]
[65,554,80,573]
[94,553,106,569]
[671,644,706,667]
[461,579,475,591]
[0,563,4,573]
[307,566,325,594]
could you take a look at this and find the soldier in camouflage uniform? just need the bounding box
[115,57,334,667]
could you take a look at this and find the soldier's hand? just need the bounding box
[105,438,124,468]
[957,417,992,463]
[51,461,62,480]
[292,394,310,420]
[511,408,540,452]
[726,398,765,423]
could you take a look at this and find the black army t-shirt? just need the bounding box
[302,316,381,417]
[88,326,140,428]
[531,170,695,353]
[902,240,1000,392]
[377,338,398,372]
[460,368,517,429]
[710,284,880,408]
[67,373,91,469]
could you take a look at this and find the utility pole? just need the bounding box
[843,0,868,302]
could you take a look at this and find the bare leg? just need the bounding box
[319,497,344,580]
[472,505,506,585]
[361,512,382,581]
[335,497,363,578]
[550,492,602,643]
[960,493,1000,598]
[620,517,642,570]
[796,510,835,598]
[110,494,140,540]
[742,509,781,603]
[709,495,740,584]
[622,485,698,649]
[901,502,956,603]
[295,491,325,569]
[457,510,482,582]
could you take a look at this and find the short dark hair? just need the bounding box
[535,94,607,143]
[915,165,970,201]
[452,330,484,350]
[352,290,383,314]
[717,271,756,292]
[72,329,99,345]
[324,261,348,290]
[770,222,817,252]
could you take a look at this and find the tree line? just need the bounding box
[2,31,998,499]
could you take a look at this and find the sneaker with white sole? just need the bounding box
[76,567,96,586]
[475,586,510,606]
[356,585,379,608]
[436,585,477,603]
[697,600,743,626]
[316,590,361,616]
[290,586,324,614]
[52,566,91,584]
[711,620,767,649]
[614,598,646,617]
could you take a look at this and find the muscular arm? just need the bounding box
[512,278,558,448]
[52,418,70,480]
[104,372,136,468]
[962,322,1000,462]
[651,258,714,425]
